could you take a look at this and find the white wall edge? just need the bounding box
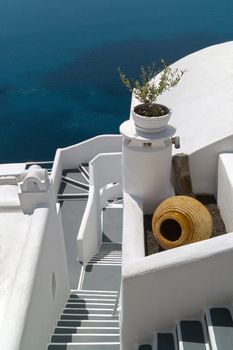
[0,208,49,349]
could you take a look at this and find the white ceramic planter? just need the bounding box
[132,104,171,133]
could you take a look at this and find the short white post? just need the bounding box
[18,165,52,214]
[120,120,176,214]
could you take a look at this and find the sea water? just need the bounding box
[0,0,232,162]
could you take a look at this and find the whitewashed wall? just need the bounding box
[77,152,122,265]
[120,193,233,350]
[51,135,122,193]
[0,205,70,350]
[100,182,123,208]
[218,153,233,232]
[131,42,233,157]
[130,42,233,197]
[189,135,233,195]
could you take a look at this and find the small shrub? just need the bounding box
[118,60,185,116]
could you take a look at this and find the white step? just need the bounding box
[54,326,119,334]
[205,307,233,350]
[51,334,120,343]
[48,343,120,349]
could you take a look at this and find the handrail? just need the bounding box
[112,287,121,318]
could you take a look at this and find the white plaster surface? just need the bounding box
[0,163,26,176]
[188,134,233,195]
[0,184,20,207]
[131,41,233,155]
[51,134,122,193]
[130,42,233,196]
[20,165,50,192]
[0,182,28,328]
[0,205,70,350]
[121,192,233,349]
[0,209,30,329]
[122,193,145,265]
[77,152,122,265]
[218,153,233,231]
[0,42,232,349]
[120,42,233,348]
[120,120,176,141]
[120,120,175,213]
[0,164,69,349]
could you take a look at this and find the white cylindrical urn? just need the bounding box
[120,120,176,214]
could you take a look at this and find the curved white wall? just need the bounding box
[131,41,233,156]
[51,135,122,193]
[130,42,233,196]
[77,152,122,265]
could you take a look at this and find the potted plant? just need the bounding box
[118,60,185,133]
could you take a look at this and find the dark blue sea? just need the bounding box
[0,0,232,162]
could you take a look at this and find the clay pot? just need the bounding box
[152,195,213,250]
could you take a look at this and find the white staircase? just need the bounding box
[138,307,233,350]
[48,290,120,350]
[48,179,122,349]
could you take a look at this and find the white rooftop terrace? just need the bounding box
[131,41,233,155]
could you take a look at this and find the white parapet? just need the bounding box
[0,204,70,350]
[121,192,233,350]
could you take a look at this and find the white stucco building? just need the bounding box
[0,41,233,350]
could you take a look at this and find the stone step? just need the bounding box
[63,308,113,315]
[67,298,116,303]
[91,257,121,260]
[54,326,119,335]
[138,345,152,350]
[60,314,115,321]
[82,265,121,291]
[97,244,122,251]
[51,334,120,343]
[177,320,208,350]
[66,303,114,309]
[48,343,120,350]
[57,320,119,328]
[157,333,175,350]
[70,290,118,295]
[205,307,233,350]
[87,262,121,266]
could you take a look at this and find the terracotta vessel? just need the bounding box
[152,195,213,250]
